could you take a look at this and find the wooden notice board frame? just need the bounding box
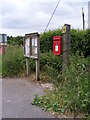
[24,32,40,81]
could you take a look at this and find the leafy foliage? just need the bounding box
[40,29,90,57]
[7,29,90,57]
[70,29,90,57]
[40,52,62,83]
[40,29,62,53]
[2,45,25,77]
[7,36,23,46]
[32,52,89,116]
[2,46,62,78]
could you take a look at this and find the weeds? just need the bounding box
[32,52,89,117]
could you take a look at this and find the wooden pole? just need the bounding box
[36,36,40,81]
[82,8,85,30]
[36,59,39,81]
[88,2,90,29]
[62,24,71,76]
[26,57,29,77]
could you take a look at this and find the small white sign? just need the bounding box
[35,48,37,54]
[55,44,58,52]
[32,38,35,46]
[25,38,30,57]
[26,38,30,46]
[35,38,37,46]
[26,46,30,56]
[32,38,37,46]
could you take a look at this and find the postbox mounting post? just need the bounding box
[62,24,71,76]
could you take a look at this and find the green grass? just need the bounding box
[2,45,26,77]
[32,52,89,117]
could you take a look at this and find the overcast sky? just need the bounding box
[0,0,89,36]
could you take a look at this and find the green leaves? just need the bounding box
[32,53,88,116]
[61,108,65,113]
[2,46,25,77]
[40,29,90,57]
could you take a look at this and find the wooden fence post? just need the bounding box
[26,57,30,77]
[36,36,40,81]
[62,24,71,76]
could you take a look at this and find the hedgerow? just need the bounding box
[7,29,90,57]
[40,29,90,57]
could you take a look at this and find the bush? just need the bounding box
[32,52,89,116]
[40,52,62,83]
[2,45,25,77]
[2,45,38,77]
[62,52,89,114]
[2,46,62,77]
[70,29,90,57]
[7,29,90,57]
[7,36,23,46]
[40,29,90,57]
[40,52,62,72]
[40,29,62,53]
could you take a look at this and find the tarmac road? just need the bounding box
[2,78,54,118]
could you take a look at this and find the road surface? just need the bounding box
[2,78,54,118]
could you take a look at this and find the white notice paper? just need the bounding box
[26,38,30,46]
[32,38,35,46]
[25,38,30,57]
[35,48,37,54]
[55,45,58,52]
[32,38,37,46]
[35,38,37,46]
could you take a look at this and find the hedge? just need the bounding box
[40,29,90,57]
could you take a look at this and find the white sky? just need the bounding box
[0,0,89,36]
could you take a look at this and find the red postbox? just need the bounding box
[53,36,62,56]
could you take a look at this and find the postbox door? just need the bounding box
[53,42,61,55]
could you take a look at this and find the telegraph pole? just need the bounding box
[88,1,90,29]
[82,8,85,30]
